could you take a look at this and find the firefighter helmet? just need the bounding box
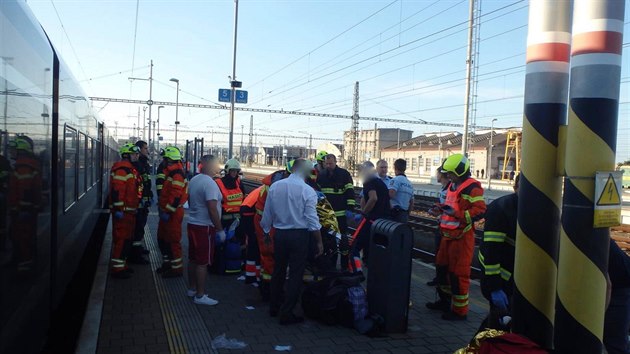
[286,159,295,173]
[225,158,241,171]
[119,142,140,156]
[14,136,34,153]
[441,153,470,177]
[163,146,182,161]
[316,151,328,162]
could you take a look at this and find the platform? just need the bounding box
[84,212,489,354]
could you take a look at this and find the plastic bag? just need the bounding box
[211,333,247,349]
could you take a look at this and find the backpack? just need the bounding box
[301,274,363,326]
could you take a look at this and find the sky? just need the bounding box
[25,0,630,161]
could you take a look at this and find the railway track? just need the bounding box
[241,177,483,275]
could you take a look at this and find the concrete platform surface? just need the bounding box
[90,212,489,354]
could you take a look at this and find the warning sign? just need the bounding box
[594,171,623,228]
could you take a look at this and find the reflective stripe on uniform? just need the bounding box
[483,231,506,243]
[112,173,134,181]
[334,210,345,217]
[165,204,177,212]
[461,194,484,203]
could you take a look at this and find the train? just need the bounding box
[0,1,118,352]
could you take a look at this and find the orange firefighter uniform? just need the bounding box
[253,170,287,294]
[435,177,486,317]
[9,149,41,273]
[158,161,188,277]
[109,159,142,275]
[241,186,262,284]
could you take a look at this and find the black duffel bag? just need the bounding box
[301,274,363,326]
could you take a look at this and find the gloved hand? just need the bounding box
[491,290,509,311]
[114,211,124,220]
[316,191,326,200]
[216,230,227,243]
[354,213,363,222]
[345,210,355,219]
[159,212,171,222]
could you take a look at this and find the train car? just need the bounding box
[620,165,630,189]
[0,1,117,352]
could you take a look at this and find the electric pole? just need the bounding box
[248,115,253,166]
[349,81,360,173]
[461,0,476,155]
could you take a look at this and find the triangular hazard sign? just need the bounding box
[597,174,621,206]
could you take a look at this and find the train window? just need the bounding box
[78,132,86,195]
[87,137,93,187]
[63,125,78,210]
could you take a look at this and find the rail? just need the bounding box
[241,178,483,274]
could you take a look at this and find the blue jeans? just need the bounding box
[604,287,630,354]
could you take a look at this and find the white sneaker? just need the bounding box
[187,289,196,297]
[194,294,218,306]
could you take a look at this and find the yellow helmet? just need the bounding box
[14,136,33,153]
[225,158,241,171]
[119,142,139,156]
[163,146,182,161]
[441,153,470,177]
[316,151,328,162]
[285,159,295,173]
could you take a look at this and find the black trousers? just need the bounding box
[270,229,309,319]
[133,207,149,244]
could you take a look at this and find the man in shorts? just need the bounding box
[186,155,226,306]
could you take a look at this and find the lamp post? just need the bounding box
[228,0,240,159]
[169,78,180,146]
[157,105,164,153]
[142,106,147,140]
[487,118,497,190]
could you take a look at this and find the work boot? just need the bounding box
[161,268,183,278]
[156,263,171,274]
[442,311,467,321]
[425,299,450,312]
[111,271,131,279]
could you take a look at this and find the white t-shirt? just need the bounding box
[187,174,222,227]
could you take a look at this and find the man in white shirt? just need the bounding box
[261,158,323,325]
[186,155,225,306]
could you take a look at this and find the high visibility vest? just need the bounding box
[216,177,244,214]
[440,178,478,239]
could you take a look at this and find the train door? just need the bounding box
[97,123,104,207]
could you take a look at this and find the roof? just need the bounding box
[382,131,512,151]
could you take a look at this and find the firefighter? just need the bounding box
[108,143,142,279]
[316,154,355,268]
[214,158,244,275]
[253,167,289,300]
[129,140,152,264]
[426,154,486,321]
[157,146,188,278]
[216,158,244,228]
[478,174,519,330]
[155,148,167,198]
[8,136,41,274]
[315,151,327,174]
[241,185,263,284]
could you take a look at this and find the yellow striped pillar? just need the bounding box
[556,1,625,352]
[512,0,572,349]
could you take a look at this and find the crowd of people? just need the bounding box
[106,142,630,352]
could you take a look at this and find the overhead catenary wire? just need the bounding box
[247,0,400,90]
[50,0,93,93]
[256,2,528,110]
